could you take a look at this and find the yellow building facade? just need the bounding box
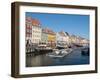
[48,34,56,42]
[47,34,56,48]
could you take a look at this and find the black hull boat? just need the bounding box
[81,47,89,56]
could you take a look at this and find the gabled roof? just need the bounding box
[32,18,41,27]
[58,31,66,37]
[65,32,69,36]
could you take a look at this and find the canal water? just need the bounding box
[26,48,89,67]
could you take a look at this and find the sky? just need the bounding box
[26,12,89,39]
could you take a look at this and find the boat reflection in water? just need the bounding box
[26,46,89,67]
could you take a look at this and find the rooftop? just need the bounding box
[26,16,41,27]
[42,28,55,35]
[58,31,66,37]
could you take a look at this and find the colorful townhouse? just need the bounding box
[56,31,69,48]
[47,28,56,48]
[26,17,32,44]
[41,28,56,48]
[41,28,48,44]
[31,18,42,44]
[26,16,42,45]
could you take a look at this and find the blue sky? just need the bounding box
[26,12,89,39]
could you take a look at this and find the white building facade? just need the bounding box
[56,31,69,48]
[32,26,42,44]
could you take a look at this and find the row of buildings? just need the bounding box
[26,17,89,48]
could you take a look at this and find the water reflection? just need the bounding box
[26,48,89,67]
